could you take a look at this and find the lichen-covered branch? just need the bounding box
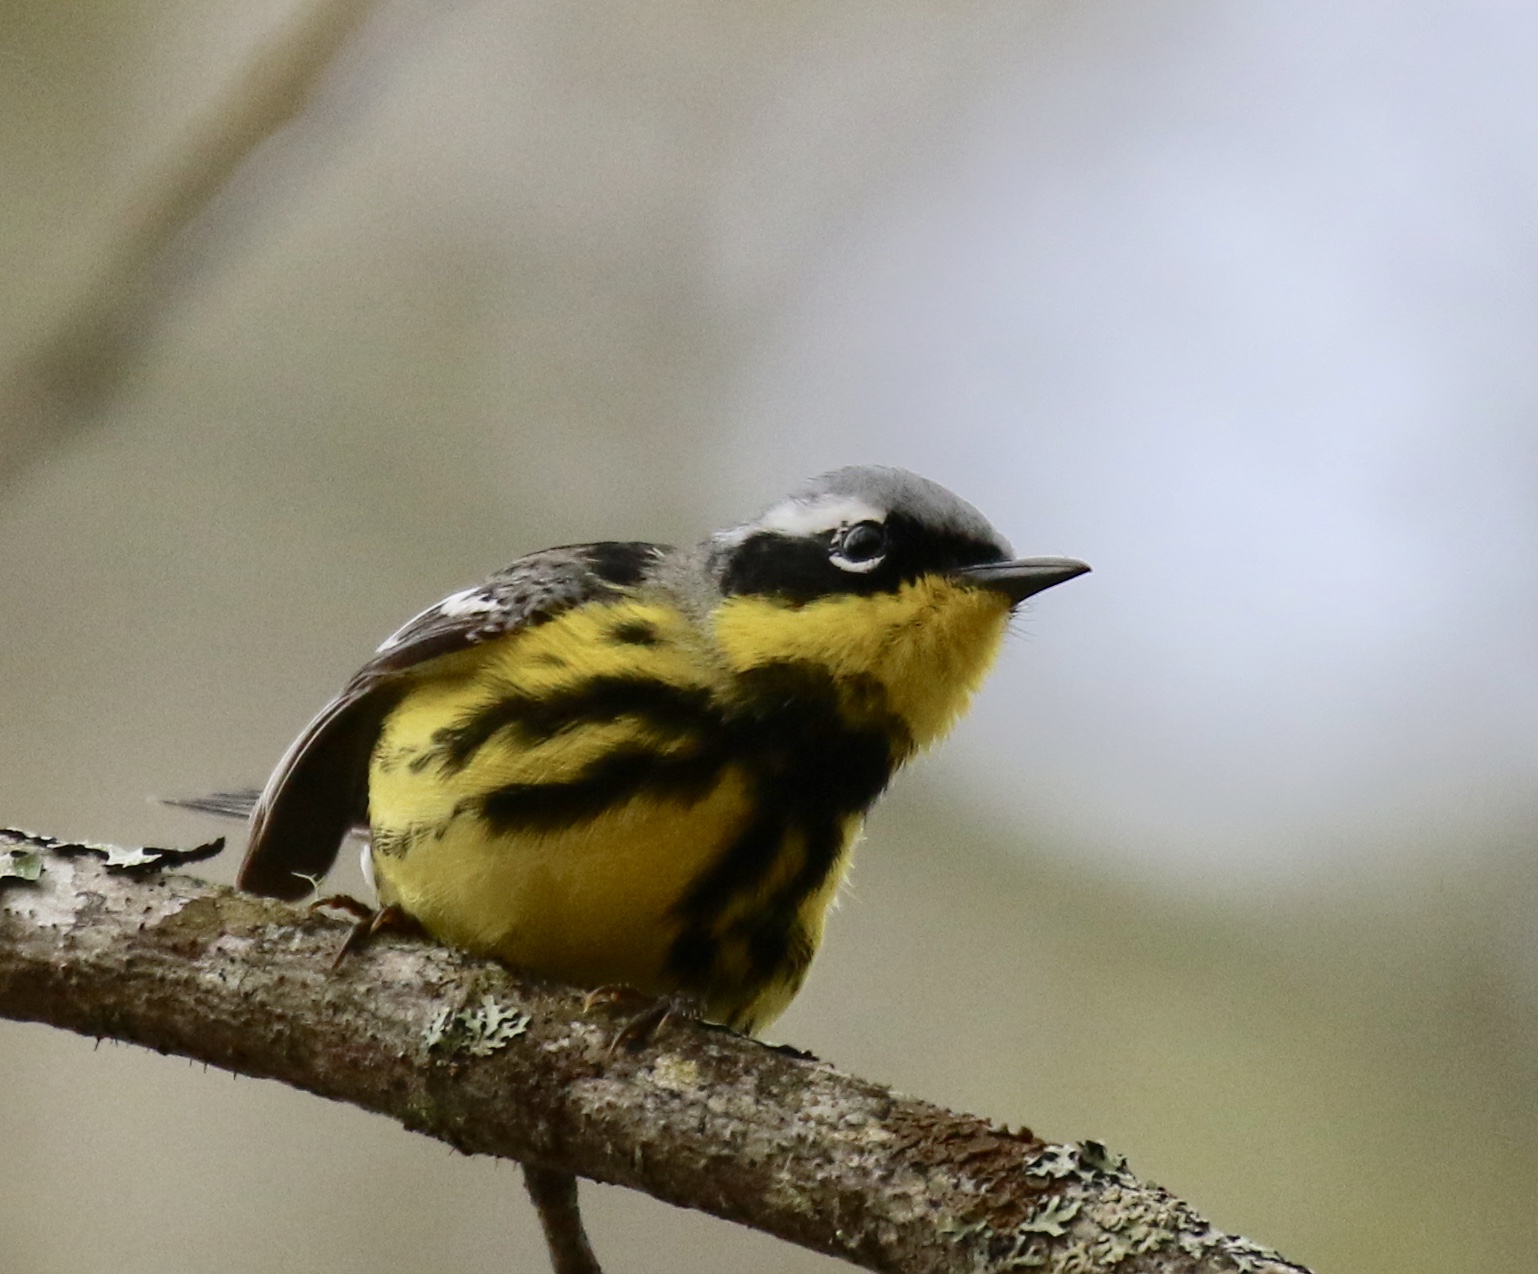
[0,830,1310,1274]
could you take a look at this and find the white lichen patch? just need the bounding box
[647,1054,702,1093]
[423,994,530,1057]
[995,1142,1307,1273]
[208,932,259,958]
[97,843,178,868]
[793,1087,885,1141]
[850,1119,896,1149]
[1,853,199,931]
[1,829,223,873]
[0,858,83,929]
[365,945,434,985]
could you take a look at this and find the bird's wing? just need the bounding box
[236,542,667,900]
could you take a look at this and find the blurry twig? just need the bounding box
[0,832,1313,1274]
[523,1165,604,1274]
[0,0,381,489]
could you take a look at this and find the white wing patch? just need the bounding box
[437,587,498,618]
[375,587,494,653]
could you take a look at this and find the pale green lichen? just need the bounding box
[0,849,43,882]
[1020,1196,1082,1237]
[1023,1142,1086,1181]
[423,994,530,1057]
[999,1142,1306,1273]
[1077,1140,1128,1175]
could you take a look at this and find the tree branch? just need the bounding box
[0,830,1310,1274]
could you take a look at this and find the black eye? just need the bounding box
[832,521,886,568]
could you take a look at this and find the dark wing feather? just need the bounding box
[238,686,397,899]
[236,542,667,900]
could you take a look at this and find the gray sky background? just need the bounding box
[724,1,1538,888]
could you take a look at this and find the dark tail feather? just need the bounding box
[162,789,263,822]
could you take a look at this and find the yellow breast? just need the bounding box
[710,574,1012,748]
[364,578,1008,1033]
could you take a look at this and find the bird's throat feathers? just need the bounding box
[711,575,1012,751]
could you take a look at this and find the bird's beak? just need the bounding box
[950,557,1091,604]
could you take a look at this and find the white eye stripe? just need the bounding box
[715,493,887,547]
[767,494,885,537]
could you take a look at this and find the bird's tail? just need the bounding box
[162,788,371,846]
[160,789,262,822]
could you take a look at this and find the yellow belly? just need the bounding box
[370,765,754,998]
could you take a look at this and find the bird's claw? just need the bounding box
[581,985,704,1056]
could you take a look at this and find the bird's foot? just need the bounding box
[309,895,423,967]
[309,892,375,920]
[581,985,705,1055]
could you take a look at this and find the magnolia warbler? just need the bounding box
[223,466,1086,1033]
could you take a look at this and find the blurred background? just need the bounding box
[3,1,1536,1270]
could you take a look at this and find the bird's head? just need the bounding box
[703,466,1088,749]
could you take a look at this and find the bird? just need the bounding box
[225,465,1087,1035]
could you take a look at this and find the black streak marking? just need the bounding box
[371,826,415,859]
[584,542,659,588]
[433,677,715,771]
[478,743,724,833]
[664,662,906,1007]
[611,619,661,646]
